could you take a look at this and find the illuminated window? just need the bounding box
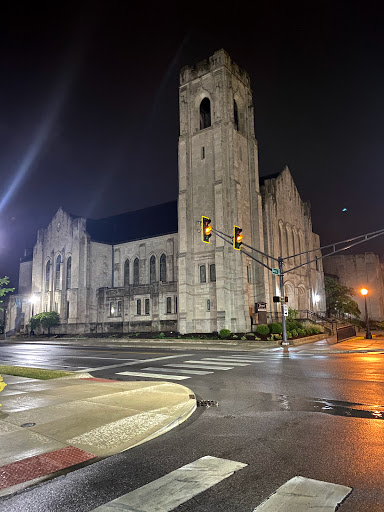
[66,257,72,289]
[110,303,115,316]
[200,265,206,283]
[150,255,156,283]
[200,98,211,129]
[133,258,139,284]
[45,261,51,291]
[124,259,130,286]
[160,254,167,282]
[166,297,172,314]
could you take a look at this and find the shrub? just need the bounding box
[158,332,165,339]
[241,336,246,341]
[302,321,324,334]
[286,320,303,332]
[219,329,231,339]
[268,322,283,334]
[255,337,261,341]
[246,332,255,340]
[297,328,306,336]
[274,334,282,340]
[287,308,298,320]
[291,329,298,338]
[287,331,292,339]
[255,324,269,336]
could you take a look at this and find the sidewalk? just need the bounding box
[0,374,196,497]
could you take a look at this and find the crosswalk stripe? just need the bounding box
[79,354,193,373]
[253,476,352,511]
[115,371,190,380]
[143,367,214,375]
[165,363,233,370]
[91,456,247,511]
[200,358,249,366]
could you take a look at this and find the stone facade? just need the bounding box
[323,253,384,321]
[5,49,325,336]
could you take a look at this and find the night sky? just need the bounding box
[1,1,383,288]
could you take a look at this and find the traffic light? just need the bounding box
[202,216,212,243]
[234,225,243,250]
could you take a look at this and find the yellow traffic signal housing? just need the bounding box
[202,216,212,243]
[234,225,243,250]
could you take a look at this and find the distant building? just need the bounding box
[5,49,325,336]
[323,253,384,321]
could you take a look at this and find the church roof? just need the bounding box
[86,201,178,245]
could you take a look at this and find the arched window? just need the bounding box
[133,258,139,285]
[150,255,156,283]
[160,254,167,282]
[234,100,239,131]
[45,261,51,291]
[55,255,62,289]
[278,222,284,257]
[124,259,130,287]
[66,257,72,289]
[200,98,211,130]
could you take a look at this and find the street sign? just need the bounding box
[256,302,267,312]
[272,268,280,276]
[283,304,288,316]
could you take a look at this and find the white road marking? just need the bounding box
[165,363,232,370]
[253,476,352,511]
[115,371,190,380]
[143,367,214,375]
[201,357,249,366]
[91,456,247,512]
[78,354,193,373]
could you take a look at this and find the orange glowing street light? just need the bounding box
[360,288,372,339]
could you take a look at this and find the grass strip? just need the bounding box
[0,365,73,380]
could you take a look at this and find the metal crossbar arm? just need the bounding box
[213,230,273,272]
[285,229,384,274]
[282,227,384,262]
[212,227,279,262]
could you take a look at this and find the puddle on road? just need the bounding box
[254,391,384,420]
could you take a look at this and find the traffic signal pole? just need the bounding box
[204,218,384,351]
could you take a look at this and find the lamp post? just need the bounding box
[360,288,372,339]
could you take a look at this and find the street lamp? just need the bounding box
[28,295,38,318]
[360,288,372,339]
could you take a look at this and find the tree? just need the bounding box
[0,276,14,311]
[325,276,361,318]
[30,311,60,335]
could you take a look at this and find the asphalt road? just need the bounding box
[1,340,384,511]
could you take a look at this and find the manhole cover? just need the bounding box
[21,422,36,428]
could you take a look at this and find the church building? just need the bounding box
[6,50,326,336]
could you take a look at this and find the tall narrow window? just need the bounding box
[145,298,150,315]
[200,98,211,129]
[117,301,122,316]
[137,299,141,315]
[234,100,239,131]
[150,255,156,283]
[66,257,72,289]
[110,303,115,316]
[166,297,172,314]
[200,265,206,283]
[175,296,177,314]
[316,256,319,271]
[207,299,211,311]
[66,301,70,319]
[124,259,130,287]
[55,255,62,289]
[209,264,216,282]
[160,254,167,282]
[45,261,51,291]
[201,146,205,159]
[133,258,139,285]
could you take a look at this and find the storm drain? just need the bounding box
[197,400,219,407]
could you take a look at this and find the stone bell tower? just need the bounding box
[177,49,266,334]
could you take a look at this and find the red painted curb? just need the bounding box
[0,446,95,490]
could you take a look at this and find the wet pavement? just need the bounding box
[0,374,196,497]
